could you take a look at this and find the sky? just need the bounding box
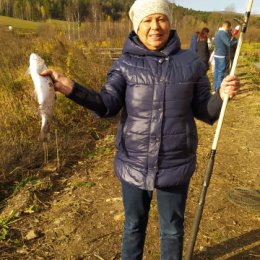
[173,0,260,14]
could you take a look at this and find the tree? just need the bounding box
[225,4,236,13]
[64,0,89,40]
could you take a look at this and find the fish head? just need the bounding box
[29,53,46,73]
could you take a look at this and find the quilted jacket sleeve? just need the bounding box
[67,83,107,116]
[66,60,126,117]
[192,65,223,125]
[99,60,127,117]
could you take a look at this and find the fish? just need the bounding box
[28,53,56,143]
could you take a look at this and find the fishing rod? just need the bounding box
[184,0,254,259]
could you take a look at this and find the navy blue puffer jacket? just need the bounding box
[69,30,223,190]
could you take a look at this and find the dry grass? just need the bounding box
[0,23,117,178]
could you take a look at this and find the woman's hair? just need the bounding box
[198,27,209,41]
[223,21,231,27]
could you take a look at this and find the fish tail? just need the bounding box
[39,130,50,142]
[39,115,51,142]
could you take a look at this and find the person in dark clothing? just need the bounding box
[190,27,210,70]
[189,31,199,52]
[197,28,211,70]
[41,0,240,259]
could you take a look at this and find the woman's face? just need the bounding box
[137,14,171,51]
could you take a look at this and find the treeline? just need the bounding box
[1,0,259,26]
[1,0,259,42]
[0,0,134,21]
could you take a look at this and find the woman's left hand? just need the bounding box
[219,75,240,100]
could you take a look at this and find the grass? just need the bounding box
[0,210,20,240]
[68,181,96,189]
[0,15,41,30]
[242,42,260,50]
[0,16,70,31]
[0,19,115,207]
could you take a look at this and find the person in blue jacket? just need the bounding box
[41,0,240,259]
[189,31,199,53]
[213,21,238,92]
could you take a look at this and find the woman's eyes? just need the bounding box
[143,18,167,23]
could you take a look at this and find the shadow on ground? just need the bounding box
[194,228,260,260]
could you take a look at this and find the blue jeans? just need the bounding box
[213,56,228,91]
[121,181,190,260]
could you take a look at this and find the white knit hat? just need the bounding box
[129,0,172,33]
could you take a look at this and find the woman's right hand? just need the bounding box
[41,69,74,96]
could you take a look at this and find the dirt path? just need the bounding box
[0,61,259,260]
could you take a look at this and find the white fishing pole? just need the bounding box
[185,0,254,259]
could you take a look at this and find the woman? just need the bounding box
[190,27,211,70]
[41,0,240,259]
[197,27,211,70]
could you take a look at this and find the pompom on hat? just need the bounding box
[129,0,172,33]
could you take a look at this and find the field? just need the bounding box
[0,16,259,260]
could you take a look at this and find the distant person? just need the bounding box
[190,28,210,70]
[41,0,240,259]
[213,21,238,92]
[207,37,213,51]
[189,31,199,53]
[209,50,215,74]
[209,37,215,74]
[197,28,211,70]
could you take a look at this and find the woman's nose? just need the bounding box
[150,20,160,29]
